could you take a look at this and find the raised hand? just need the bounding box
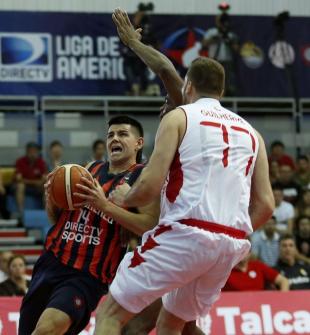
[112,7,142,47]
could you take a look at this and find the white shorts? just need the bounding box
[110,221,250,321]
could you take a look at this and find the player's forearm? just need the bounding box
[103,202,157,236]
[128,39,175,77]
[46,203,60,225]
[125,172,161,208]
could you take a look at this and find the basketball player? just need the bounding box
[94,13,274,335]
[18,116,160,335]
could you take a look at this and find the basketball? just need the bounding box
[49,164,94,210]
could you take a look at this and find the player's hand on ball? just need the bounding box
[74,177,108,211]
[109,183,131,207]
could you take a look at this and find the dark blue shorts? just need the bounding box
[18,251,108,335]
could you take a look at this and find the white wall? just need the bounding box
[0,0,309,16]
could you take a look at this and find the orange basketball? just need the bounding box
[50,164,94,210]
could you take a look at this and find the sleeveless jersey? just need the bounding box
[45,161,143,283]
[160,98,259,235]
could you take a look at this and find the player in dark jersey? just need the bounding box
[18,116,160,335]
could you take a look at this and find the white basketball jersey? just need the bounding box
[160,98,259,235]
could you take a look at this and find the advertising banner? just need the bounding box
[0,11,309,97]
[1,291,309,335]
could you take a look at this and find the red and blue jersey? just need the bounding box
[45,161,143,283]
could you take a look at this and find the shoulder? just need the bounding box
[86,160,106,173]
[128,164,145,185]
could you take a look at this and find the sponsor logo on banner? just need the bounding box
[240,41,264,69]
[55,35,125,80]
[163,28,208,68]
[0,33,52,81]
[268,41,295,68]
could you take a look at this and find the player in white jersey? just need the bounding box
[94,15,275,335]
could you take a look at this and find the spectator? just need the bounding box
[0,254,30,296]
[251,216,280,267]
[269,160,280,184]
[275,234,310,290]
[92,139,106,161]
[14,142,47,217]
[47,140,64,171]
[0,250,13,282]
[121,3,157,96]
[295,216,310,259]
[0,170,10,219]
[272,184,295,234]
[277,165,301,205]
[295,189,310,217]
[201,6,239,96]
[223,253,289,291]
[295,155,310,188]
[269,140,295,170]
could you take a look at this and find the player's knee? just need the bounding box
[122,322,149,335]
[32,319,69,335]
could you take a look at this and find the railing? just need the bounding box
[0,96,305,165]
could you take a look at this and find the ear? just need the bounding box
[219,88,225,99]
[136,137,144,151]
[186,80,193,96]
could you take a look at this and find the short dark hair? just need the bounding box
[271,140,285,149]
[108,116,144,163]
[187,57,225,96]
[26,142,40,150]
[92,139,105,151]
[279,234,295,244]
[49,140,63,149]
[108,116,144,137]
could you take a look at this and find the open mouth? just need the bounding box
[111,145,123,154]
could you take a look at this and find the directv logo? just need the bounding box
[0,33,52,82]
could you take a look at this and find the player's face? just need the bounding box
[107,124,143,165]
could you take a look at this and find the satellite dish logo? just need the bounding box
[0,33,52,81]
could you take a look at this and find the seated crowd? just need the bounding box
[0,139,309,294]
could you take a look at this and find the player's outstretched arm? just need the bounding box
[249,131,275,230]
[112,7,183,105]
[124,108,186,207]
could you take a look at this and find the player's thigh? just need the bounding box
[46,277,105,334]
[163,239,250,321]
[32,307,71,335]
[19,270,53,334]
[122,299,162,335]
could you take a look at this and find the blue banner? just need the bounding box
[0,11,309,97]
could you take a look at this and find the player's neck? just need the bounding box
[109,160,137,174]
[196,93,220,101]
